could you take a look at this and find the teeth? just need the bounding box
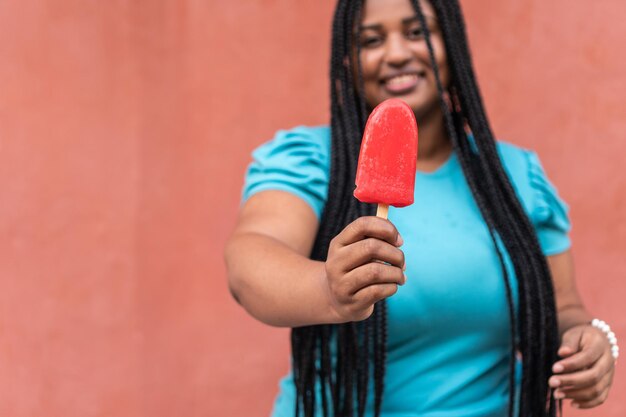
[386,74,417,86]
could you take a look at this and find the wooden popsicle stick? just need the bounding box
[376,204,389,219]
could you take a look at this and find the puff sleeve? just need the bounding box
[242,126,331,219]
[525,150,572,255]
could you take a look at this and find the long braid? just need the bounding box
[319,326,331,416]
[413,2,517,416]
[373,300,387,416]
[424,0,559,415]
[291,0,559,416]
[292,0,382,416]
[412,2,521,414]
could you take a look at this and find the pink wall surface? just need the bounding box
[0,1,624,416]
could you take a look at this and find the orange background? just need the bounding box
[1,1,625,416]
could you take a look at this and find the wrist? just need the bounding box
[557,304,592,337]
[316,262,345,325]
[591,318,620,360]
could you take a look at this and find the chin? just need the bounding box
[365,90,439,118]
[389,96,434,118]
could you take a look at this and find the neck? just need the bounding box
[415,105,452,172]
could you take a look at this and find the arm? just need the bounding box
[548,250,616,409]
[225,190,336,327]
[548,251,591,336]
[225,190,405,328]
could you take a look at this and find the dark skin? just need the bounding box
[359,0,451,171]
[225,0,615,410]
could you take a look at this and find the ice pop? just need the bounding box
[354,98,418,219]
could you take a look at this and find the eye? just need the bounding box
[406,27,424,40]
[360,34,384,48]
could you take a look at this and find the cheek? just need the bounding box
[359,50,382,82]
[358,51,383,106]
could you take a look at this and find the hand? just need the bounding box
[324,216,405,322]
[549,324,616,409]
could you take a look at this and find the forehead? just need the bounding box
[361,0,435,25]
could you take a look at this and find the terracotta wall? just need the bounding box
[0,1,624,416]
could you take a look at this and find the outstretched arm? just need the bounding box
[225,190,336,327]
[225,190,406,328]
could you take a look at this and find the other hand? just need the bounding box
[549,324,616,409]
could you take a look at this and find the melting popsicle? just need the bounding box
[354,98,418,219]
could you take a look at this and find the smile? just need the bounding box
[381,73,423,95]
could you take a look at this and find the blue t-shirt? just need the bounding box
[242,126,571,417]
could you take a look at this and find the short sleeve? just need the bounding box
[525,150,572,256]
[241,126,331,219]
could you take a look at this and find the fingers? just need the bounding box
[552,341,604,374]
[550,325,617,409]
[550,352,613,391]
[335,216,402,248]
[325,216,405,322]
[340,237,405,271]
[352,283,399,319]
[328,280,399,322]
[553,369,612,408]
[573,387,610,409]
[326,261,404,322]
[347,262,405,294]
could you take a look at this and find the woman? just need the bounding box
[225,0,617,416]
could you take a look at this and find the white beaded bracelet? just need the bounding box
[591,318,619,360]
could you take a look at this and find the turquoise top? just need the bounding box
[242,126,571,417]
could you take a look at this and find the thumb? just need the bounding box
[558,326,583,358]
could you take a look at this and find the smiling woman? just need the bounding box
[224,0,617,416]
[359,0,448,121]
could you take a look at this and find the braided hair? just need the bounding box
[291,1,560,416]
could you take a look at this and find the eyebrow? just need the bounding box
[360,15,436,31]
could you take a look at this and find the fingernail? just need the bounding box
[402,262,407,271]
[549,377,561,388]
[552,363,564,373]
[571,402,579,409]
[403,273,408,284]
[553,390,565,399]
[396,234,404,246]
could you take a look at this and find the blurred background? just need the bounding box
[0,0,625,416]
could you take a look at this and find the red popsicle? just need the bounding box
[354,98,418,219]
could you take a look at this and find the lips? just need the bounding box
[381,72,425,95]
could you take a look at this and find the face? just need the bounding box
[358,0,449,120]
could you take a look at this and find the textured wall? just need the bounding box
[0,1,624,416]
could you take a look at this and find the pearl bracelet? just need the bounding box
[591,318,619,360]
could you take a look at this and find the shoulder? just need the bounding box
[252,125,331,162]
[495,140,543,200]
[496,140,533,176]
[495,140,545,211]
[496,140,572,255]
[242,125,331,219]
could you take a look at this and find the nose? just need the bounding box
[384,33,412,67]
